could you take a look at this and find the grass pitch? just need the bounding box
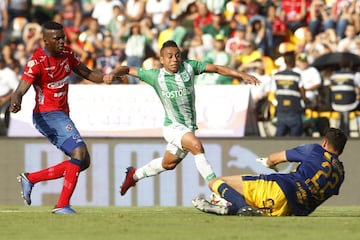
[0,206,359,240]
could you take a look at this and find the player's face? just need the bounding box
[43,29,66,56]
[160,47,181,73]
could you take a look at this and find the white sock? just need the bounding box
[134,157,166,181]
[194,153,216,182]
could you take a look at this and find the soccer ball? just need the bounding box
[209,192,231,207]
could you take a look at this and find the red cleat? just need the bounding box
[120,167,137,196]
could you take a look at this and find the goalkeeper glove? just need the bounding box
[256,157,278,172]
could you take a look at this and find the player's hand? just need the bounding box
[242,74,261,85]
[256,157,278,172]
[103,74,113,84]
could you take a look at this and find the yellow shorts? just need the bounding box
[242,175,292,216]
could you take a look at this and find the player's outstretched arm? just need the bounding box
[256,151,288,172]
[204,63,261,85]
[73,62,110,84]
[111,66,139,78]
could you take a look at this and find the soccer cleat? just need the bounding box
[52,206,76,214]
[209,192,231,207]
[17,173,34,206]
[237,206,264,216]
[120,167,137,196]
[192,197,229,215]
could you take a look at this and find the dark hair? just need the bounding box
[160,40,179,54]
[283,51,296,68]
[42,21,63,31]
[162,40,178,49]
[324,127,347,155]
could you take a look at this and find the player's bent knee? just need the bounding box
[80,159,90,171]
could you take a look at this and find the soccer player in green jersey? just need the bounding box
[115,40,261,201]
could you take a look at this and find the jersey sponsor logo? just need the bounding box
[161,86,194,98]
[54,91,66,98]
[47,78,68,89]
[44,66,56,71]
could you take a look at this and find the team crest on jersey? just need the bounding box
[65,124,73,132]
[180,71,190,82]
[26,60,37,74]
[65,64,71,72]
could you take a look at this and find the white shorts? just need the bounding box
[163,123,192,159]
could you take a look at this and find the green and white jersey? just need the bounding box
[137,60,206,130]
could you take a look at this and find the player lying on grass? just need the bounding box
[192,127,347,216]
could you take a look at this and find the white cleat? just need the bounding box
[192,197,229,215]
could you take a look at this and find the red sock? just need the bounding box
[55,161,81,208]
[27,160,68,184]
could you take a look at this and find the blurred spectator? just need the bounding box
[0,52,19,135]
[202,0,227,15]
[242,0,261,20]
[325,0,356,39]
[60,0,83,31]
[157,15,187,51]
[13,42,28,77]
[145,0,172,32]
[280,0,308,33]
[124,22,147,84]
[80,0,96,18]
[225,24,249,56]
[139,17,158,56]
[31,0,57,24]
[7,0,31,24]
[107,5,128,50]
[271,51,306,136]
[124,0,146,22]
[95,34,127,84]
[0,0,8,46]
[1,43,21,75]
[329,57,359,136]
[234,41,262,69]
[224,0,246,22]
[192,12,230,60]
[92,0,124,32]
[193,1,213,30]
[195,34,232,85]
[247,15,267,55]
[265,2,288,58]
[238,58,272,120]
[310,29,337,59]
[66,27,92,83]
[176,0,198,41]
[201,12,231,39]
[337,24,359,54]
[79,17,104,58]
[0,53,19,108]
[187,1,213,60]
[22,21,42,55]
[294,52,322,110]
[0,52,19,134]
[302,29,321,63]
[307,0,329,36]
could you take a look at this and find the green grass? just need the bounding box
[1,206,360,240]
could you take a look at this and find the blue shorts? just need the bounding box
[33,111,85,156]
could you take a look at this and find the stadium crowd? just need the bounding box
[1,0,360,137]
